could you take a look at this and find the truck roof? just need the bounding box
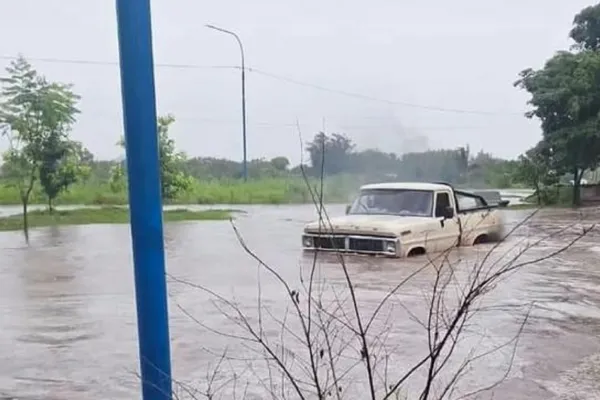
[359,182,453,191]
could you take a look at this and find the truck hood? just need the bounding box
[304,214,432,236]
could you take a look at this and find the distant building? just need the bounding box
[569,178,589,185]
[581,183,600,205]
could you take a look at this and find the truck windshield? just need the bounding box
[348,189,433,217]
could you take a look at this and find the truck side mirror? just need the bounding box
[345,205,351,214]
[442,206,455,219]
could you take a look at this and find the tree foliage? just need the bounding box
[570,3,600,51]
[39,138,91,211]
[112,114,193,200]
[306,132,355,175]
[515,4,600,205]
[0,55,80,231]
[109,162,127,194]
[512,141,558,204]
[155,115,193,199]
[301,132,513,187]
[270,156,290,171]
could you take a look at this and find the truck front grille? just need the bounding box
[313,236,346,250]
[349,237,385,252]
[303,234,396,256]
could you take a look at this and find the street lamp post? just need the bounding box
[206,24,248,182]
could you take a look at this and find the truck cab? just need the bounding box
[302,182,505,258]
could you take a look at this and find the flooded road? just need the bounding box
[0,204,599,399]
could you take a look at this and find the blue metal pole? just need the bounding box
[115,1,172,399]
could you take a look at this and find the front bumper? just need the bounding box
[301,233,400,257]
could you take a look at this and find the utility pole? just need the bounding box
[206,24,248,181]
[115,0,172,399]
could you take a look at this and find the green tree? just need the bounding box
[109,161,126,193]
[0,56,79,233]
[455,145,470,184]
[39,139,90,211]
[515,49,600,206]
[270,156,290,171]
[154,115,193,199]
[570,3,600,51]
[112,114,193,200]
[306,132,354,175]
[514,4,600,206]
[71,140,95,166]
[513,141,558,205]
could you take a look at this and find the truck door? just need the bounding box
[454,191,495,245]
[433,191,461,252]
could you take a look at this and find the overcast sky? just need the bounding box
[0,0,594,164]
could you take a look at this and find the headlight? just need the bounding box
[302,236,313,247]
[385,241,396,254]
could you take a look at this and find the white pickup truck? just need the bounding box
[301,182,506,258]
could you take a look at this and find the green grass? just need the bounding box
[518,185,579,208]
[505,186,585,209]
[0,176,359,206]
[0,207,232,232]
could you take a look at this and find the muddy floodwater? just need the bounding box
[1,204,600,399]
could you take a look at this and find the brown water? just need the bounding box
[0,205,599,400]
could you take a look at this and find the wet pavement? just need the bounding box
[0,204,599,399]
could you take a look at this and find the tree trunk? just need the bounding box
[48,196,53,214]
[22,171,36,243]
[22,198,29,242]
[572,169,582,208]
[534,183,541,205]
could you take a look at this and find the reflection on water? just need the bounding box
[0,205,598,399]
[16,227,95,349]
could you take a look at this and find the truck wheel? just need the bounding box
[473,234,490,245]
[407,247,426,257]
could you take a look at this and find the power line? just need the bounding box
[247,68,523,116]
[0,55,238,70]
[0,54,525,116]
